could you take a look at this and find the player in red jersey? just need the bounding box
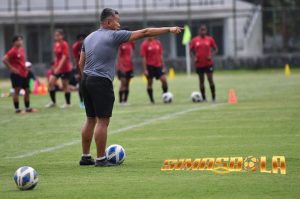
[2,35,35,113]
[117,27,135,104]
[190,24,218,102]
[72,33,86,108]
[46,29,72,108]
[140,37,168,104]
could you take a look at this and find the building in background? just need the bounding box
[0,0,262,73]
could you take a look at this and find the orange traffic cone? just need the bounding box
[40,81,48,95]
[228,88,237,104]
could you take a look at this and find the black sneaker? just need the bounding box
[95,158,116,167]
[79,156,95,166]
[15,109,21,114]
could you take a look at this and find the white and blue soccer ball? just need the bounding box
[106,144,126,165]
[14,166,38,190]
[191,91,203,102]
[162,92,173,103]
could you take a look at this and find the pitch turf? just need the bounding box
[0,70,299,198]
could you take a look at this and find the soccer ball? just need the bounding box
[14,166,38,190]
[106,144,126,165]
[191,91,202,102]
[243,156,259,172]
[162,92,173,103]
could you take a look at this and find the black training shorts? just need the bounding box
[52,72,71,80]
[117,70,134,80]
[147,65,165,80]
[81,74,115,118]
[69,69,79,86]
[196,66,214,74]
[10,73,29,89]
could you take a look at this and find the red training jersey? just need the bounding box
[140,39,163,67]
[117,41,135,72]
[72,41,82,69]
[5,47,28,78]
[190,36,217,68]
[53,40,71,73]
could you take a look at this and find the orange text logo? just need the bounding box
[161,156,286,175]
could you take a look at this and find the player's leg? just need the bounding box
[198,70,206,101]
[86,75,115,166]
[157,67,168,93]
[159,74,168,93]
[146,66,155,104]
[94,117,109,159]
[61,75,71,108]
[79,74,96,166]
[123,77,131,103]
[147,77,154,103]
[206,70,216,102]
[94,117,115,166]
[46,75,58,107]
[23,76,35,112]
[23,88,31,112]
[119,77,126,103]
[13,87,21,113]
[10,74,21,113]
[80,117,96,165]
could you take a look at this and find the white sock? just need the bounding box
[96,156,106,161]
[82,154,91,157]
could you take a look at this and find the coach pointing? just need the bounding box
[78,8,182,167]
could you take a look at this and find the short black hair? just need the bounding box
[121,26,130,31]
[12,35,23,43]
[76,33,87,40]
[199,24,207,29]
[100,8,119,22]
[55,29,64,35]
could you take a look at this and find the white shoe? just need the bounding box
[60,103,72,109]
[45,102,56,108]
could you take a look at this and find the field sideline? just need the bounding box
[0,70,299,198]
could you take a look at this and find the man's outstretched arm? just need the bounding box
[129,27,183,42]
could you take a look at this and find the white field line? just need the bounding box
[6,103,225,159]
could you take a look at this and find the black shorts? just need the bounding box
[52,72,71,80]
[69,69,79,86]
[81,74,115,118]
[10,73,29,89]
[117,70,134,80]
[147,65,165,80]
[196,66,214,74]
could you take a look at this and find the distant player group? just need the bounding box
[2,24,217,114]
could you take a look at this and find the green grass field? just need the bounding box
[0,70,299,199]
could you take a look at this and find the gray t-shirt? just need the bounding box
[82,28,132,81]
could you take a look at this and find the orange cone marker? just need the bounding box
[40,81,48,95]
[228,88,237,104]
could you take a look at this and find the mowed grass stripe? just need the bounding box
[6,103,225,159]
